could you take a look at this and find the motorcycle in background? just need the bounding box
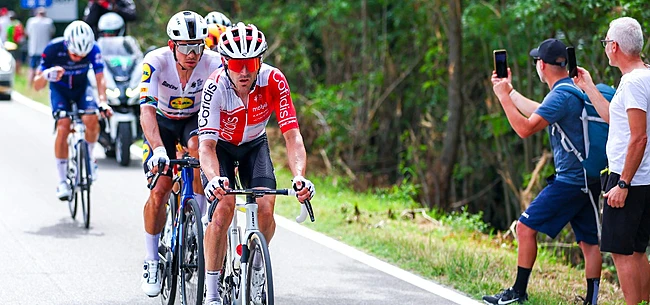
[90,36,143,166]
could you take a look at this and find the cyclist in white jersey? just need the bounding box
[198,22,316,305]
[139,10,221,297]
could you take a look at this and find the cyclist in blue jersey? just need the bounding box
[33,20,113,201]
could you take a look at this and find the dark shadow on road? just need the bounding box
[25,218,105,238]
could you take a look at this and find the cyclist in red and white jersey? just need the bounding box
[198,23,316,305]
[139,10,221,297]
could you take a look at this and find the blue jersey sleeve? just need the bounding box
[89,44,104,74]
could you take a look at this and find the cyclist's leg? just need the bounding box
[238,134,277,244]
[141,116,177,296]
[78,85,99,158]
[51,88,72,191]
[203,142,237,303]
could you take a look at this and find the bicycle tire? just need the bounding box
[159,195,178,305]
[245,232,274,305]
[179,198,205,305]
[67,143,78,219]
[78,141,91,229]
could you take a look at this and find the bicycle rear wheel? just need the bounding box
[159,194,178,305]
[179,198,205,305]
[245,232,274,305]
[78,141,91,229]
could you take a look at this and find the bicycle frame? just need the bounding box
[169,158,197,253]
[64,104,92,189]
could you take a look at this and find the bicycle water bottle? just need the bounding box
[232,226,241,270]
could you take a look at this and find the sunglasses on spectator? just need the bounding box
[600,39,615,48]
[174,42,205,55]
[225,57,261,73]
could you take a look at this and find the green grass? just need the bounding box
[15,69,626,304]
[270,159,625,304]
[14,67,50,106]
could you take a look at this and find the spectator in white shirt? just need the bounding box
[25,7,54,86]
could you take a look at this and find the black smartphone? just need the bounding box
[493,50,508,78]
[567,46,577,78]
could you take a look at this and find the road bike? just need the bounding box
[149,156,205,305]
[61,104,97,229]
[209,169,315,305]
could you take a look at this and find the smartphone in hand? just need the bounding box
[567,47,577,78]
[493,50,508,78]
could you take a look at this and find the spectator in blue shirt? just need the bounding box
[482,39,602,305]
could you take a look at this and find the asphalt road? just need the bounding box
[0,97,478,305]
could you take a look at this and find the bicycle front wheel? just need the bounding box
[245,232,274,305]
[159,195,178,305]
[67,145,78,219]
[78,141,91,229]
[179,198,205,305]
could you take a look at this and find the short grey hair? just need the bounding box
[608,17,644,55]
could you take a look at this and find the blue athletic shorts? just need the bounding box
[50,85,97,117]
[519,175,600,245]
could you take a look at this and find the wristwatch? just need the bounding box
[617,180,630,189]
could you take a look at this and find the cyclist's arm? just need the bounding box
[199,139,220,182]
[94,72,108,105]
[33,69,49,91]
[198,74,222,181]
[139,60,164,149]
[283,128,307,177]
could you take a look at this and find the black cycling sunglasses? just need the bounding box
[174,42,205,55]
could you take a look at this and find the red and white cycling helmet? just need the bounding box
[218,22,268,59]
[205,11,232,27]
[64,20,95,56]
[166,11,208,41]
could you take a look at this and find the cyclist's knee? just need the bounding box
[186,137,199,155]
[150,181,172,205]
[56,118,71,131]
[82,115,99,128]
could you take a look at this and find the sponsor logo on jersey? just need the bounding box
[169,96,195,110]
[141,87,148,93]
[142,143,151,164]
[141,63,155,83]
[162,80,178,90]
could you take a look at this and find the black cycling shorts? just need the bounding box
[601,172,650,255]
[201,134,276,190]
[142,113,198,177]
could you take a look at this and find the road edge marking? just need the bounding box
[274,215,482,305]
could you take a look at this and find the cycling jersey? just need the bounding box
[139,47,222,120]
[40,37,104,92]
[198,64,299,146]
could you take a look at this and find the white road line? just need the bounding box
[13,91,482,305]
[275,216,482,305]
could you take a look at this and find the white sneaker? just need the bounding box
[250,267,265,305]
[56,181,72,201]
[141,260,161,297]
[207,300,223,305]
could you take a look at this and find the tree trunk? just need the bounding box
[433,0,463,210]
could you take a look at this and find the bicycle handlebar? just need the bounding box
[147,157,200,190]
[219,188,315,223]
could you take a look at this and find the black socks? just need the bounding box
[513,266,532,295]
[584,278,600,305]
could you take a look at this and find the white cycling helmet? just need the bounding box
[205,11,231,27]
[218,22,268,59]
[64,20,95,56]
[98,12,125,36]
[167,11,208,41]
